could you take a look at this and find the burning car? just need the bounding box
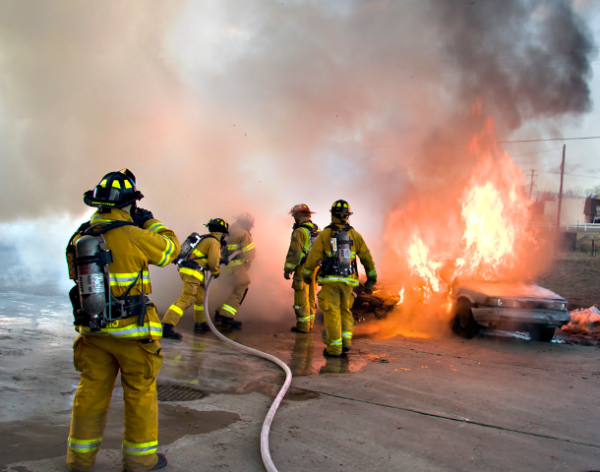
[381,118,574,344]
[451,279,570,342]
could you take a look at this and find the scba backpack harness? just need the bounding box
[293,222,320,265]
[66,221,147,331]
[320,224,358,277]
[172,232,223,275]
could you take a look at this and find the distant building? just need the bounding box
[543,198,586,225]
[583,197,600,223]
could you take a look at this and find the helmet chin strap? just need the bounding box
[332,215,349,224]
[212,232,226,241]
[128,202,137,218]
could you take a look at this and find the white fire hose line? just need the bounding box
[203,272,292,472]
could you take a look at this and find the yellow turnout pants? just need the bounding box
[219,265,250,319]
[162,272,206,326]
[292,269,316,332]
[317,282,354,356]
[289,330,314,375]
[67,333,163,472]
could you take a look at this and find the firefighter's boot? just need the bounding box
[216,313,242,328]
[291,326,308,333]
[162,324,182,340]
[322,348,341,359]
[194,323,210,332]
[123,453,167,472]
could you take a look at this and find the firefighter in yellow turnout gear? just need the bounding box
[66,169,180,472]
[162,218,229,339]
[284,204,319,333]
[303,200,377,358]
[216,213,256,328]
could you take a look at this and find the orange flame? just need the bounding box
[397,287,405,305]
[383,109,545,323]
[407,235,443,293]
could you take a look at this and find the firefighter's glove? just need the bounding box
[284,270,292,280]
[219,258,229,266]
[365,278,377,291]
[134,208,154,227]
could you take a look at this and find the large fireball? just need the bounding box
[378,109,551,337]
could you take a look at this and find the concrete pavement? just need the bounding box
[1,292,599,471]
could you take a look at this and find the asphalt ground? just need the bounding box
[1,293,599,472]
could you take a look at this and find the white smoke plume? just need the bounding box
[0,1,596,322]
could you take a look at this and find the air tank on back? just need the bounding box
[336,230,353,277]
[76,235,107,316]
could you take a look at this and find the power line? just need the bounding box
[561,173,600,180]
[498,136,600,144]
[535,170,600,180]
[510,147,563,158]
[426,136,600,147]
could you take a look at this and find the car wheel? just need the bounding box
[452,298,479,339]
[529,326,555,342]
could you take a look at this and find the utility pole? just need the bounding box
[555,145,566,246]
[528,169,537,200]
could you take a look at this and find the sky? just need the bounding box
[0,0,598,311]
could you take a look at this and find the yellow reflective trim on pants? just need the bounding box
[122,439,158,456]
[169,305,184,316]
[317,276,359,286]
[77,322,162,338]
[194,304,204,311]
[367,269,377,278]
[221,304,237,315]
[342,331,352,339]
[330,338,342,346]
[157,236,175,267]
[179,267,204,281]
[68,436,102,452]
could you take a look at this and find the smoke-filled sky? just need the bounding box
[0,1,598,311]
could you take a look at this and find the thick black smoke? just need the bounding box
[431,0,595,131]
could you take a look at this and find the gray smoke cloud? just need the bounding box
[0,1,596,315]
[0,1,188,219]
[432,0,595,131]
